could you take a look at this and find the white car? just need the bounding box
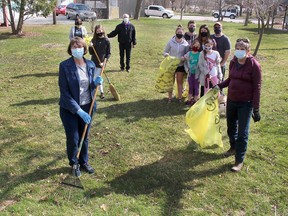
[212,8,238,19]
[144,5,174,18]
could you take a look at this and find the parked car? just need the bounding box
[66,3,96,21]
[55,5,67,16]
[144,5,174,18]
[212,8,238,19]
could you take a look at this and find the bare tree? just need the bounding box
[252,0,282,56]
[134,0,144,20]
[3,0,56,35]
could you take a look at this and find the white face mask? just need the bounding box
[234,50,247,59]
[123,17,129,23]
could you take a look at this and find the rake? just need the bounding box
[91,45,120,101]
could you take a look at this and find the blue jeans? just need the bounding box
[226,100,253,163]
[60,103,93,166]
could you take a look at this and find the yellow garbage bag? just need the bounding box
[84,36,93,47]
[185,89,223,149]
[155,56,180,93]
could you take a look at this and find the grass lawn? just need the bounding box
[0,18,287,215]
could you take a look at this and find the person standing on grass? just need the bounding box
[181,40,201,106]
[107,13,136,73]
[58,37,103,177]
[197,39,222,97]
[69,18,88,40]
[89,25,111,100]
[216,38,262,172]
[212,22,231,81]
[164,25,189,103]
[184,20,197,45]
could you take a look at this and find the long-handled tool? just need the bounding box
[91,45,120,101]
[77,58,107,159]
[62,59,107,190]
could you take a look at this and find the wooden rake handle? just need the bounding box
[77,58,107,159]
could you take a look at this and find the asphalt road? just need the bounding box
[25,14,257,25]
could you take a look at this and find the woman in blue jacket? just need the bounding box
[58,37,103,177]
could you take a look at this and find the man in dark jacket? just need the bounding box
[107,13,136,72]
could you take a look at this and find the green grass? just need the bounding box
[0,18,288,215]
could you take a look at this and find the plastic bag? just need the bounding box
[155,56,180,93]
[185,89,223,149]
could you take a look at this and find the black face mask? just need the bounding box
[97,32,104,37]
[200,32,208,37]
[176,33,183,39]
[214,28,221,34]
[189,27,195,33]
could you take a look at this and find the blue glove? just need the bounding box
[77,108,91,124]
[94,76,103,86]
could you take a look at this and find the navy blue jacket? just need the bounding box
[58,57,97,114]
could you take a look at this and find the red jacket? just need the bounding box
[218,55,262,109]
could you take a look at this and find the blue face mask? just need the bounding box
[71,48,84,59]
[234,50,246,59]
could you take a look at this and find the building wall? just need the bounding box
[118,0,137,18]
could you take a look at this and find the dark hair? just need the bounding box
[67,37,87,56]
[93,25,106,39]
[187,20,195,27]
[75,18,82,26]
[198,24,211,41]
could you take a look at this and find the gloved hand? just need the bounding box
[77,108,91,124]
[90,41,93,47]
[94,76,103,86]
[252,108,261,122]
[99,62,104,67]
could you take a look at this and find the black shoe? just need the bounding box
[126,69,130,73]
[100,93,105,99]
[120,67,124,72]
[80,163,95,174]
[71,164,81,177]
[223,148,236,157]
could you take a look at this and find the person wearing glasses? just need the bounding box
[69,18,88,40]
[216,38,262,172]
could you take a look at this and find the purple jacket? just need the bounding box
[218,55,262,109]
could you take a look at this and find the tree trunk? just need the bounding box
[253,18,265,57]
[244,9,250,26]
[16,0,26,34]
[134,0,143,20]
[53,10,56,24]
[6,0,16,33]
[180,0,183,21]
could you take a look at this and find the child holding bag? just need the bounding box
[196,39,222,97]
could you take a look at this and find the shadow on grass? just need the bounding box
[12,72,58,79]
[0,154,67,201]
[85,144,229,215]
[97,98,187,122]
[239,27,288,35]
[0,32,21,40]
[10,97,59,106]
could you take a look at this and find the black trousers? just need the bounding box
[119,42,132,70]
